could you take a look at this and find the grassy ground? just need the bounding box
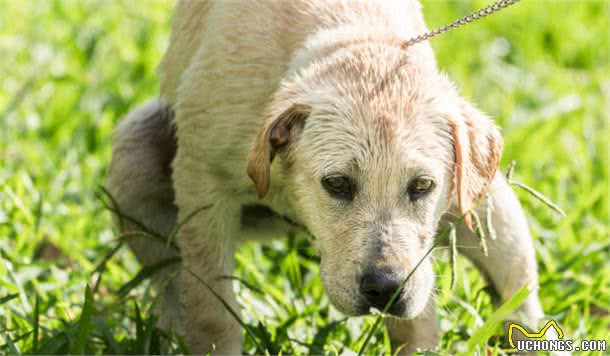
[1,0,608,354]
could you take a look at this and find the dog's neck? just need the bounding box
[287,24,438,80]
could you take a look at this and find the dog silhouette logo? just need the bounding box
[508,320,564,349]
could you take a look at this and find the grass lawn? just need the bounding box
[1,0,608,354]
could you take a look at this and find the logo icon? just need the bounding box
[508,320,564,349]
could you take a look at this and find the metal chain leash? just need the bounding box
[400,0,522,49]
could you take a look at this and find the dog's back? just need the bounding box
[158,0,433,107]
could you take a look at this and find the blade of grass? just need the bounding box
[486,196,497,240]
[470,210,488,256]
[149,325,161,355]
[275,307,317,342]
[505,160,516,182]
[32,294,39,353]
[502,161,566,217]
[93,318,123,354]
[311,317,348,351]
[166,204,213,248]
[170,330,191,354]
[71,285,94,354]
[287,337,325,354]
[117,256,181,298]
[467,284,530,351]
[218,275,264,295]
[91,240,124,293]
[0,293,19,305]
[33,193,43,234]
[285,249,303,292]
[134,301,145,354]
[449,224,458,290]
[235,253,289,309]
[510,182,566,217]
[253,322,277,354]
[143,309,160,354]
[92,230,169,293]
[35,331,68,354]
[97,185,125,230]
[4,334,21,355]
[383,327,392,356]
[97,186,176,247]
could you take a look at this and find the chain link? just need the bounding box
[400,0,522,49]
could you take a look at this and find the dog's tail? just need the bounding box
[106,97,177,237]
[105,97,182,331]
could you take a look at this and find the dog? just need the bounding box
[106,0,545,354]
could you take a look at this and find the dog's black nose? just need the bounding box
[359,268,404,311]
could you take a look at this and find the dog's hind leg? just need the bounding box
[452,173,544,332]
[105,97,183,332]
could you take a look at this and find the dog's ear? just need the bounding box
[449,99,503,229]
[247,104,310,199]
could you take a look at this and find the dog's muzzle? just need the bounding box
[359,267,407,316]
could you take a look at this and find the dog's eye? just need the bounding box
[322,176,354,200]
[407,176,435,201]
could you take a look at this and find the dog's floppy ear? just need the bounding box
[247,103,310,199]
[449,99,503,229]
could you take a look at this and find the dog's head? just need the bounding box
[247,45,502,318]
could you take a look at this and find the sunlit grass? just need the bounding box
[1,0,608,354]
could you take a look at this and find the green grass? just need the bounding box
[1,0,608,354]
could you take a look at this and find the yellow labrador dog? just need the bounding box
[107,0,544,354]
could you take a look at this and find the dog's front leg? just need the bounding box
[454,173,544,329]
[174,175,243,354]
[385,299,438,354]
